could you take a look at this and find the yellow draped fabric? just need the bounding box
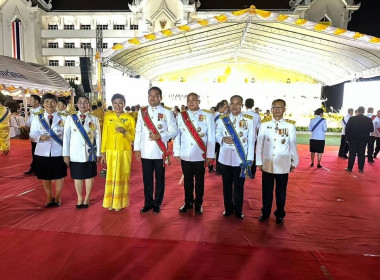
[101,112,136,210]
[0,106,10,153]
[91,107,105,132]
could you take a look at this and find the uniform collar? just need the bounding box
[188,109,200,115]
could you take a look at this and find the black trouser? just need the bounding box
[30,141,37,171]
[220,163,245,215]
[338,135,349,157]
[215,143,221,174]
[367,136,375,160]
[181,160,205,206]
[348,140,367,170]
[251,141,257,177]
[375,137,380,157]
[261,171,289,219]
[141,158,165,208]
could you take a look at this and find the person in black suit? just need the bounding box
[345,106,374,173]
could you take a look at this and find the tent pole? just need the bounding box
[22,90,28,122]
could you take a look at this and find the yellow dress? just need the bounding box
[91,107,105,132]
[101,111,135,210]
[0,106,10,153]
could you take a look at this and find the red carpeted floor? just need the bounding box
[0,139,379,279]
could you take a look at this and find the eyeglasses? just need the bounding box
[272,106,285,110]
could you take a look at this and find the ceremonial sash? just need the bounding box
[72,114,97,162]
[38,114,63,146]
[214,115,220,123]
[311,118,324,132]
[342,117,347,126]
[221,115,252,178]
[0,108,9,124]
[181,111,207,164]
[141,107,170,167]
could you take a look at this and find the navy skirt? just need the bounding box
[35,156,67,180]
[310,139,325,153]
[70,161,97,179]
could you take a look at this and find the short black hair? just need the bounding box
[314,108,324,115]
[125,106,131,111]
[357,106,365,114]
[148,86,162,97]
[92,105,97,110]
[58,99,68,106]
[230,95,243,104]
[245,98,254,108]
[41,93,58,104]
[107,106,113,110]
[97,101,102,107]
[272,99,286,107]
[111,93,125,104]
[31,94,41,103]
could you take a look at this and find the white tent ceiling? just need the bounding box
[102,6,380,86]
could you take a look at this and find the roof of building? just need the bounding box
[49,0,290,11]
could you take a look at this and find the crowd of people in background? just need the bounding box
[0,89,379,225]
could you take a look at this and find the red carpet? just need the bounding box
[0,139,380,279]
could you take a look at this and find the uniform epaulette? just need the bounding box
[219,114,228,119]
[243,114,253,120]
[285,119,296,125]
[261,119,271,123]
[58,112,69,117]
[34,109,44,115]
[202,109,212,114]
[164,105,172,111]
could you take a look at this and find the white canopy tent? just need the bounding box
[0,55,73,119]
[101,5,380,86]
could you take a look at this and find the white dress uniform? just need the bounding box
[134,105,177,159]
[215,112,255,217]
[134,104,178,211]
[173,109,215,161]
[256,118,299,174]
[256,118,299,222]
[244,109,261,133]
[216,113,255,166]
[173,109,216,211]
[26,106,44,128]
[30,111,67,157]
[29,111,67,180]
[62,112,101,162]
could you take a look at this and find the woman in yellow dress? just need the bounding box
[0,98,10,155]
[101,94,135,211]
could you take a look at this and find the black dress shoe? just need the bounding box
[359,169,364,173]
[82,204,89,209]
[345,168,352,172]
[222,210,233,216]
[24,169,35,175]
[140,206,153,213]
[235,212,244,219]
[179,204,193,213]
[195,206,203,215]
[276,217,284,225]
[45,198,55,208]
[310,163,314,167]
[317,164,322,168]
[368,159,374,163]
[153,206,161,214]
[76,204,83,209]
[258,214,269,222]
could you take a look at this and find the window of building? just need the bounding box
[113,24,125,30]
[49,60,59,66]
[130,24,139,30]
[64,43,75,48]
[48,42,59,48]
[64,24,75,30]
[96,24,108,30]
[48,24,58,30]
[81,43,92,49]
[64,60,76,67]
[80,24,91,30]
[102,43,108,49]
